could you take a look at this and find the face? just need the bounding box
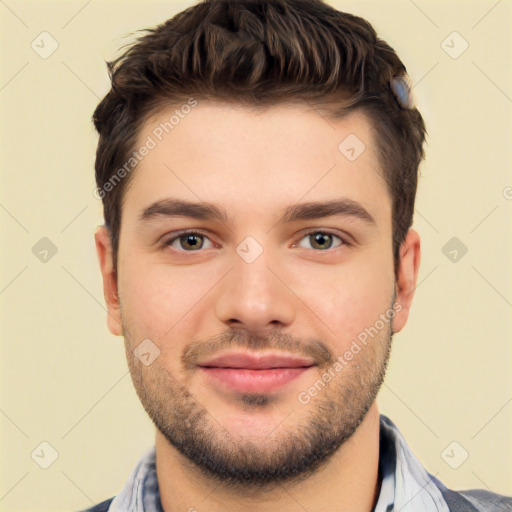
[96,101,420,489]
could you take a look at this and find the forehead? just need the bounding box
[123,101,391,224]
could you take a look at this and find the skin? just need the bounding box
[95,102,421,512]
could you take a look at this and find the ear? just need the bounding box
[392,229,421,333]
[94,226,123,336]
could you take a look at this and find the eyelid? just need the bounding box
[161,228,352,252]
[293,229,352,249]
[163,229,219,250]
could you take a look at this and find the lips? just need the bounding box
[197,351,316,393]
[198,352,316,370]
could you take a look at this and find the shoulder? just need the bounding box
[379,416,511,512]
[78,497,115,512]
[435,480,512,511]
[457,488,512,512]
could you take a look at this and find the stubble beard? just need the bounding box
[124,317,393,492]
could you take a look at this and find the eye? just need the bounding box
[297,231,345,250]
[165,232,214,251]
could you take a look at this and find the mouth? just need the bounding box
[197,351,317,393]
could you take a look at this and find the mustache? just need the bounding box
[181,330,336,370]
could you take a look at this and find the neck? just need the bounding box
[156,402,382,512]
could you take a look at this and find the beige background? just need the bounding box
[1,0,511,510]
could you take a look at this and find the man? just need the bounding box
[88,0,511,511]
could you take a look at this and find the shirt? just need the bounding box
[87,415,511,512]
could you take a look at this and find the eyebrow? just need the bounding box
[282,199,376,226]
[139,199,229,223]
[139,198,376,226]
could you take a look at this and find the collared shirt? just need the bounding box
[104,415,456,512]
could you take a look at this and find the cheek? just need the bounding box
[118,258,219,341]
[292,253,393,349]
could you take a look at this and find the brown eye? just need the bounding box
[167,233,212,251]
[297,232,343,250]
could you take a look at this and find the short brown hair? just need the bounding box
[93,0,426,275]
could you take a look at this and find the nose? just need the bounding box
[214,251,296,334]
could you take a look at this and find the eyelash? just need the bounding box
[163,229,351,252]
[163,229,215,251]
[294,230,349,250]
